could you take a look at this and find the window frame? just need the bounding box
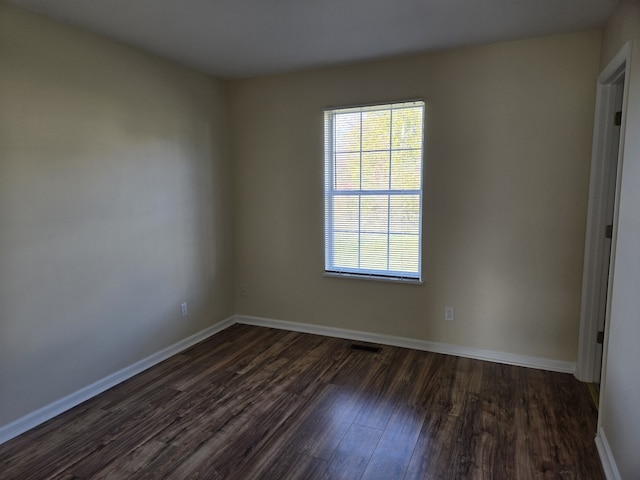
[323,100,425,284]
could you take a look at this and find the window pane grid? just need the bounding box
[325,100,424,281]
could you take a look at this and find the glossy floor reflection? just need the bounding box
[0,324,604,479]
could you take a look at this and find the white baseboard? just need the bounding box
[235,315,576,374]
[1,313,577,446]
[0,316,235,446]
[595,428,622,480]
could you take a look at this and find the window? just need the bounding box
[324,100,424,282]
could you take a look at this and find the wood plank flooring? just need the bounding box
[0,324,604,479]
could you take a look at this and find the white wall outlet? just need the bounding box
[240,282,248,297]
[180,302,188,317]
[445,306,454,321]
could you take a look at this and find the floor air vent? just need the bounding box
[349,344,381,353]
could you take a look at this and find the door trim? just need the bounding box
[576,43,631,383]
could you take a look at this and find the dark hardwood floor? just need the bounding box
[0,324,604,479]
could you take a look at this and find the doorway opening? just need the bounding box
[576,43,630,390]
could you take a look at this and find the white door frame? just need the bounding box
[576,43,631,383]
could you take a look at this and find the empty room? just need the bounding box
[1,0,639,478]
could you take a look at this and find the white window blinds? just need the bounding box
[324,100,424,282]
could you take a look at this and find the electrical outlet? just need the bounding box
[180,302,188,317]
[240,283,248,297]
[445,306,454,321]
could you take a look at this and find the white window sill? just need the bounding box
[323,271,423,285]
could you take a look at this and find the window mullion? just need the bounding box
[387,108,393,271]
[358,111,363,270]
[333,114,340,270]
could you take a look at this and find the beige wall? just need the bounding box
[229,31,601,363]
[0,3,233,426]
[600,0,640,68]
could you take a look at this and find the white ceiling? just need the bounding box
[9,0,618,78]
